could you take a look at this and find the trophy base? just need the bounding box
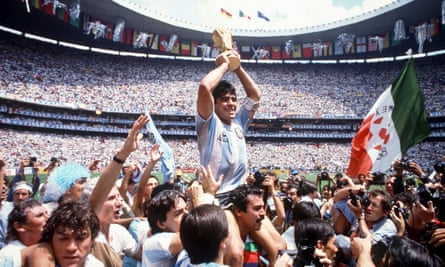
[228,55,240,71]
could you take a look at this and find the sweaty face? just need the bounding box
[21,205,49,246]
[98,187,122,223]
[237,194,265,233]
[52,227,93,267]
[158,197,188,233]
[215,93,237,125]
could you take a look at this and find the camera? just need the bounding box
[253,171,266,188]
[417,184,434,207]
[393,202,409,220]
[349,189,370,207]
[371,172,386,185]
[320,172,330,181]
[28,157,37,167]
[398,158,413,170]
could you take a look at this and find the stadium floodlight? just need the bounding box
[91,47,119,55]
[24,33,57,44]
[0,25,22,35]
[366,57,394,63]
[338,59,365,64]
[59,41,89,51]
[119,51,147,58]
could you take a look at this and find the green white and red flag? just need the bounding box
[347,59,430,178]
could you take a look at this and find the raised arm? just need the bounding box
[89,115,149,214]
[197,51,230,120]
[132,144,162,217]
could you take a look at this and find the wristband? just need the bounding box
[113,155,125,164]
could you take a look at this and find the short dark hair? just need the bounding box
[292,201,321,224]
[385,236,444,267]
[40,201,99,243]
[180,204,228,264]
[369,189,392,213]
[294,217,335,249]
[212,80,236,103]
[146,189,186,235]
[6,199,42,243]
[229,184,263,212]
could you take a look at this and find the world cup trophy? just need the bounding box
[212,27,240,71]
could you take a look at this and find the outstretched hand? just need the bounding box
[119,115,149,158]
[199,165,223,195]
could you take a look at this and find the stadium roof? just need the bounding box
[76,0,442,45]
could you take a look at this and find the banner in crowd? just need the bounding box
[144,111,176,183]
[347,59,430,178]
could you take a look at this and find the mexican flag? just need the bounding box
[347,59,430,178]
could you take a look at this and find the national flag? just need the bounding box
[239,10,251,20]
[32,0,42,9]
[191,41,199,56]
[257,11,270,22]
[334,40,344,55]
[368,35,380,52]
[69,11,80,28]
[382,33,390,49]
[356,36,367,53]
[144,111,176,183]
[105,23,113,40]
[221,8,232,19]
[151,34,159,50]
[347,59,430,178]
[56,7,69,22]
[181,40,191,55]
[43,1,54,15]
[271,46,281,59]
[429,17,440,36]
[159,35,168,52]
[293,44,301,58]
[170,39,180,54]
[124,28,133,45]
[302,43,312,58]
[322,41,333,56]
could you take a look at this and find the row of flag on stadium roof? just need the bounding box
[221,8,270,22]
[29,0,441,59]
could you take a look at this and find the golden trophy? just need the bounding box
[212,27,240,71]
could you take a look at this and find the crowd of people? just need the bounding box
[0,116,444,267]
[0,32,444,119]
[1,128,444,174]
[0,31,444,267]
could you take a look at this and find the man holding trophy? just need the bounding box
[196,28,286,266]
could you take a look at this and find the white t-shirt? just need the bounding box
[0,240,25,267]
[142,232,177,267]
